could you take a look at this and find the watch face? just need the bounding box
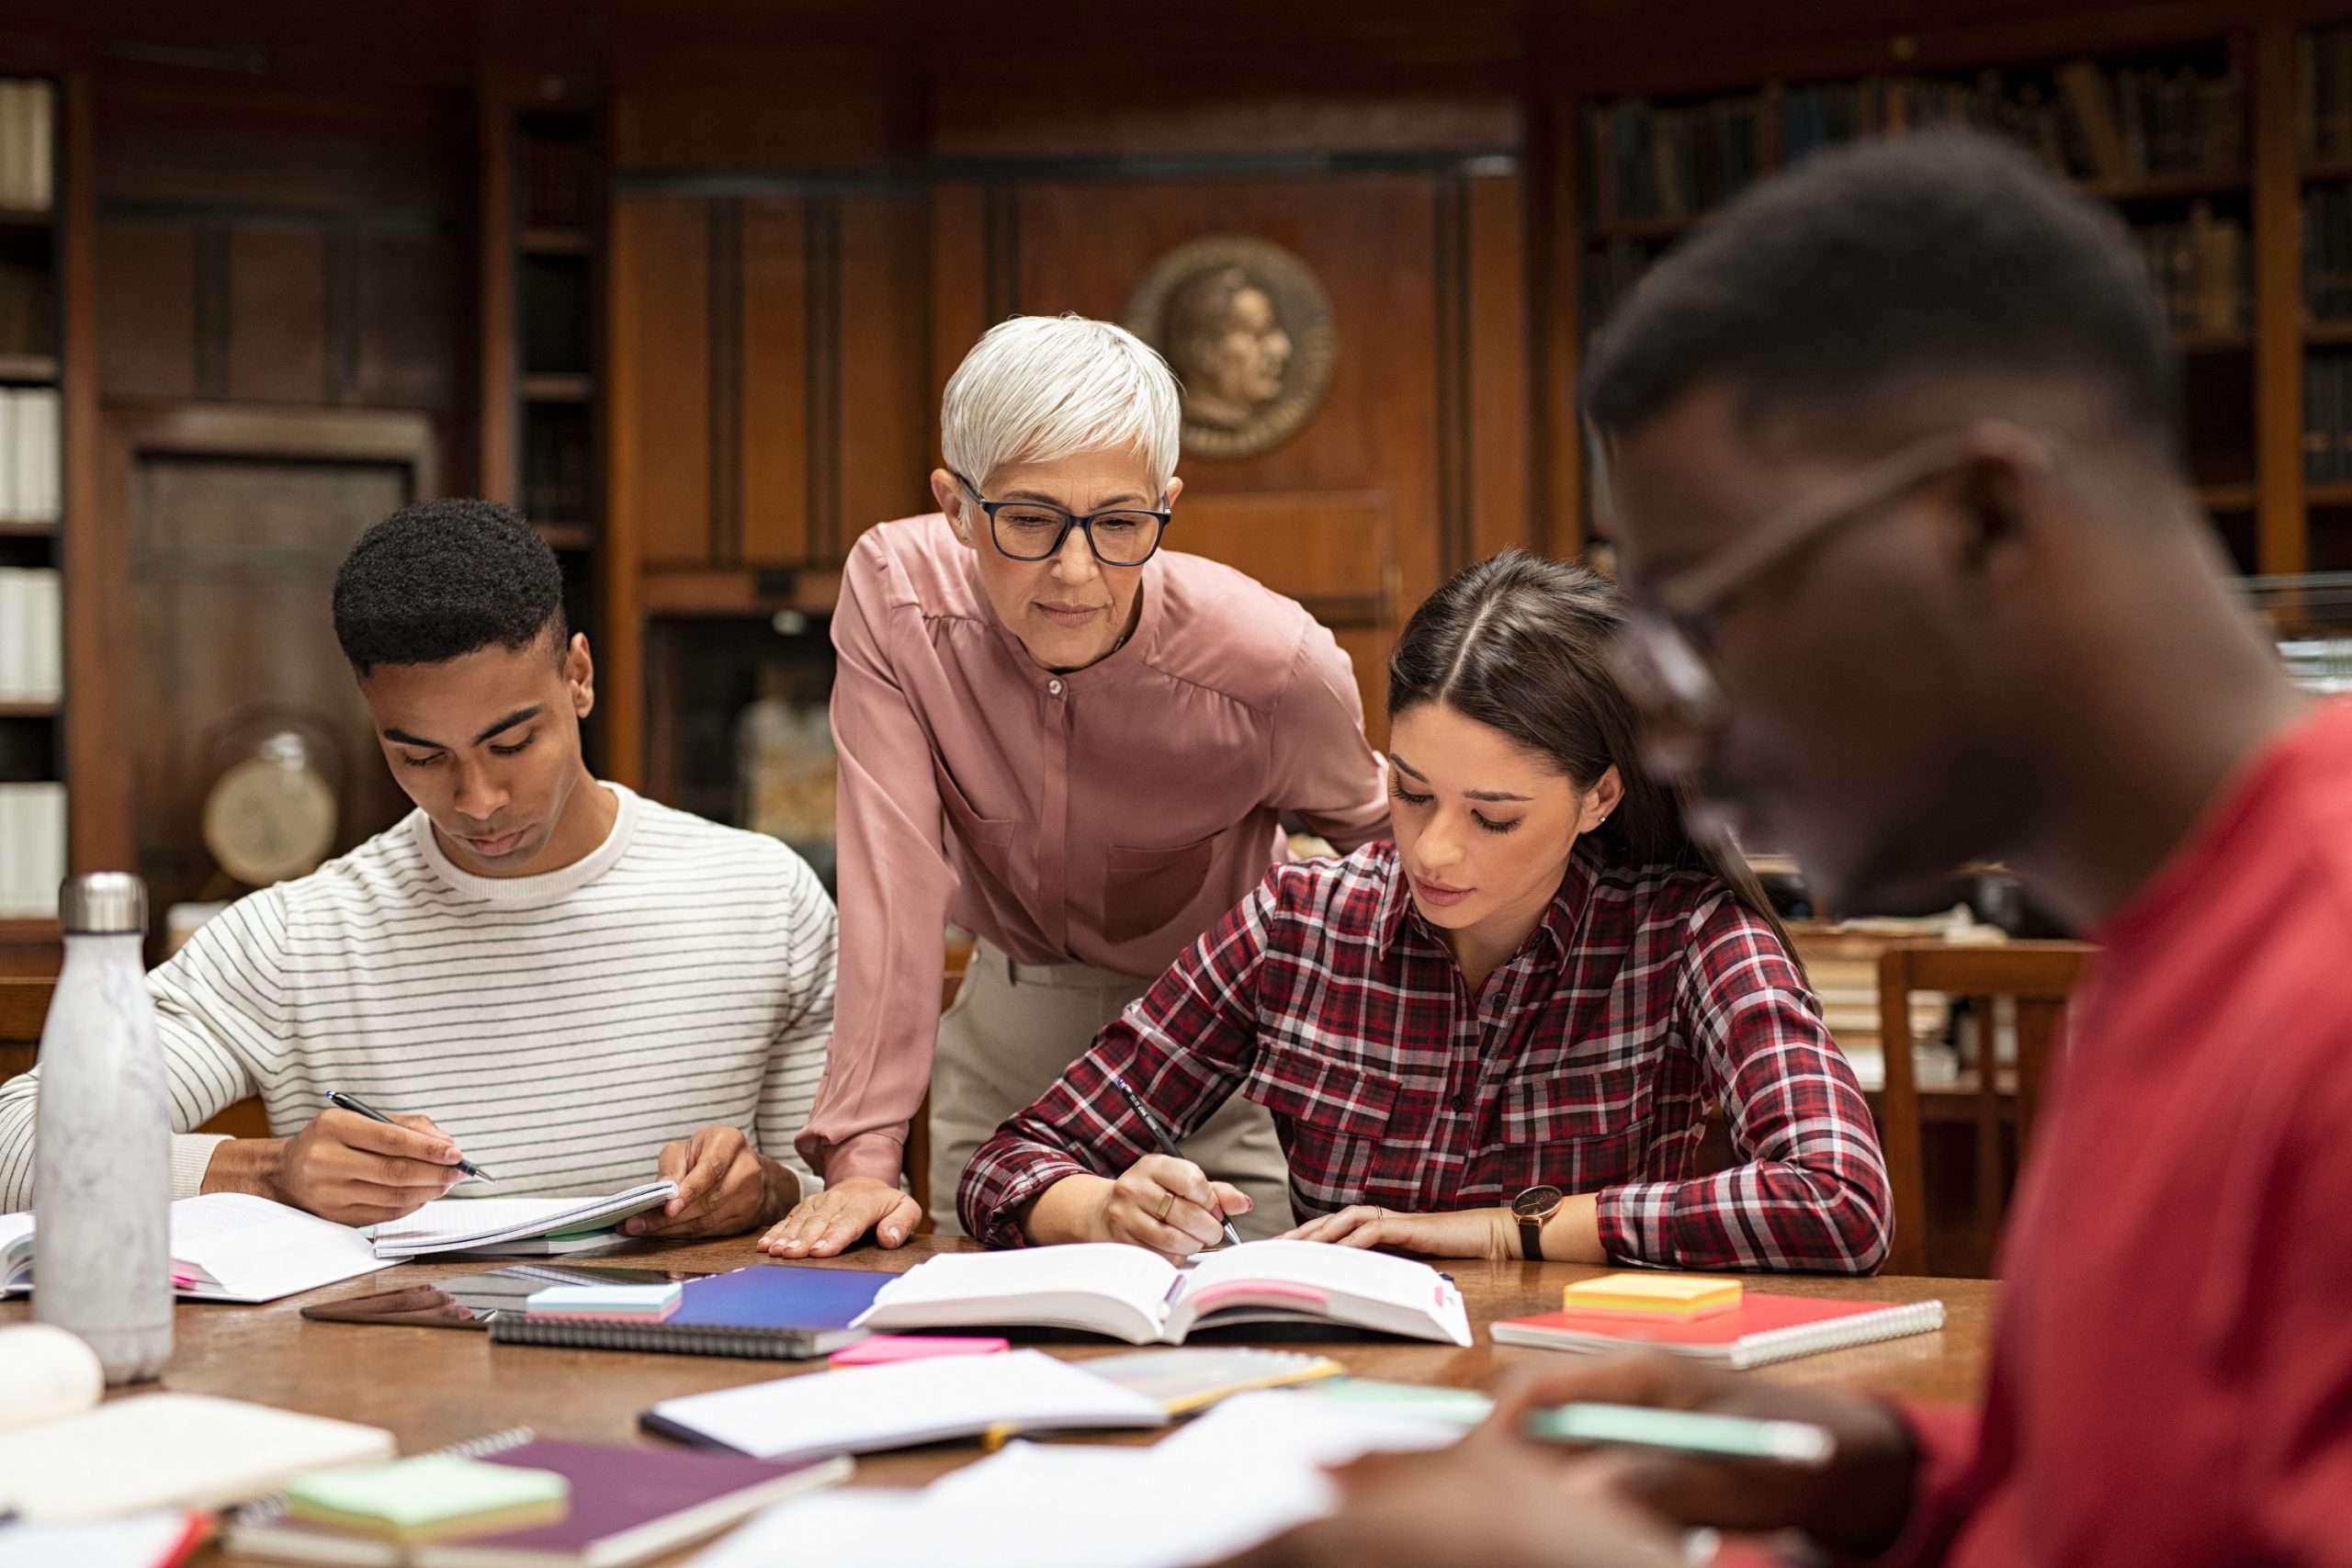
[1511,1184,1566,1220]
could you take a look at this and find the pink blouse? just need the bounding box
[796,513,1391,1186]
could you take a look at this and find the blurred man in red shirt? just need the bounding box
[1232,131,2352,1568]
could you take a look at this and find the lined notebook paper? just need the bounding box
[368,1187,677,1260]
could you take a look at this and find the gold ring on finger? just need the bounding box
[1157,1190,1176,1223]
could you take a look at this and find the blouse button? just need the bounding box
[1047,679,1064,695]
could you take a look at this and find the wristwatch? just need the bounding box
[1511,1184,1566,1261]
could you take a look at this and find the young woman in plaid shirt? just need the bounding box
[959,551,1892,1273]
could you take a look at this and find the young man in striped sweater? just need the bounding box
[0,500,833,1237]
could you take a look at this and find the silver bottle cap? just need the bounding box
[60,873,147,936]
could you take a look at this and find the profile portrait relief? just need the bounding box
[1125,235,1336,460]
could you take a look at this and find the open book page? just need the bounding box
[168,1194,381,1303]
[368,1184,675,1258]
[854,1244,1181,1343]
[0,1210,30,1292]
[1169,1239,1473,1345]
[645,1348,1168,1462]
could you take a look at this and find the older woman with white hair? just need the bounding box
[763,314,1389,1255]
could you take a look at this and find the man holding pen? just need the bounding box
[0,501,833,1236]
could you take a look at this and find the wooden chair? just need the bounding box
[1875,941,2094,1276]
[0,975,269,1137]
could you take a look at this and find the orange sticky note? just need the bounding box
[1561,1272,1743,1321]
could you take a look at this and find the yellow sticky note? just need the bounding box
[1562,1272,1743,1320]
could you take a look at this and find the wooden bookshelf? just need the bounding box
[1563,30,2352,575]
[479,88,604,772]
[0,353,56,383]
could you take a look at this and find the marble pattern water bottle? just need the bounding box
[34,872,172,1382]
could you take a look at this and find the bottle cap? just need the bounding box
[60,873,147,936]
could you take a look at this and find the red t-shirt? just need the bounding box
[1884,698,2352,1567]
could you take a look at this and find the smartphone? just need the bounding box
[300,1263,710,1330]
[1524,1402,1835,1466]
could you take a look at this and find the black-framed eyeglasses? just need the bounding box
[953,473,1172,567]
[1597,422,2056,772]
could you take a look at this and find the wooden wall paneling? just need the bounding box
[1005,172,1452,731]
[1464,171,1533,566]
[226,228,328,403]
[95,218,195,400]
[739,197,810,567]
[356,231,458,411]
[1535,88,1583,560]
[928,181,989,415]
[60,62,123,877]
[834,190,933,552]
[612,194,713,569]
[2253,20,2304,576]
[90,406,437,914]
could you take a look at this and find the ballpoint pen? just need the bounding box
[1110,1074,1243,1248]
[326,1089,492,1180]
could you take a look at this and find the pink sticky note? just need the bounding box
[831,1334,1011,1367]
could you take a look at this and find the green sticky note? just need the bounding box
[286,1455,569,1536]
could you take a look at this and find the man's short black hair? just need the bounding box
[334,499,568,674]
[1581,130,2177,453]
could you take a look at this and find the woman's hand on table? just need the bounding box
[1282,1203,1518,1260]
[758,1177,922,1258]
[1027,1156,1253,1258]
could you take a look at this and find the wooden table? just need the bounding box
[2,1237,1997,1561]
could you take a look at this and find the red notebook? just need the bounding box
[222,1432,848,1568]
[1491,1292,1945,1370]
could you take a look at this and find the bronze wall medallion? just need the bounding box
[1125,236,1337,461]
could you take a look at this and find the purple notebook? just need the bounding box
[487,1264,888,1359]
[224,1433,849,1568]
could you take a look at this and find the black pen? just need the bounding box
[1111,1074,1243,1248]
[326,1089,492,1180]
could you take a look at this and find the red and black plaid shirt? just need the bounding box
[959,840,1891,1272]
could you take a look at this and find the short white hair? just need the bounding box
[940,314,1182,498]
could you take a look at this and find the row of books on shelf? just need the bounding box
[2300,28,2352,170]
[0,567,58,703]
[0,781,62,919]
[0,388,57,521]
[2132,203,2247,338]
[0,80,51,211]
[2303,353,2352,482]
[1587,57,2244,229]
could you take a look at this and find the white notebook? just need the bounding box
[642,1348,1169,1461]
[1,1194,385,1303]
[0,1393,394,1523]
[854,1240,1474,1347]
[366,1185,678,1259]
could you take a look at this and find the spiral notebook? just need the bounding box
[224,1428,849,1568]
[487,1264,888,1359]
[1489,1292,1945,1370]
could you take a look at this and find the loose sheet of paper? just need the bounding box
[685,1390,1467,1568]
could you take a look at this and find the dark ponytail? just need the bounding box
[1385,550,1786,942]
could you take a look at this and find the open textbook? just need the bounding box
[853,1240,1473,1347]
[2,1193,383,1303]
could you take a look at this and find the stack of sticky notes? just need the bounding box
[284,1455,569,1544]
[1560,1272,1744,1322]
[524,1281,684,1324]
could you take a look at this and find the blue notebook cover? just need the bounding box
[669,1265,890,1330]
[487,1265,889,1359]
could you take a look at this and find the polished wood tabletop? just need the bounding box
[2,1236,1996,1561]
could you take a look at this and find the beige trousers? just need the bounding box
[929,938,1294,1239]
